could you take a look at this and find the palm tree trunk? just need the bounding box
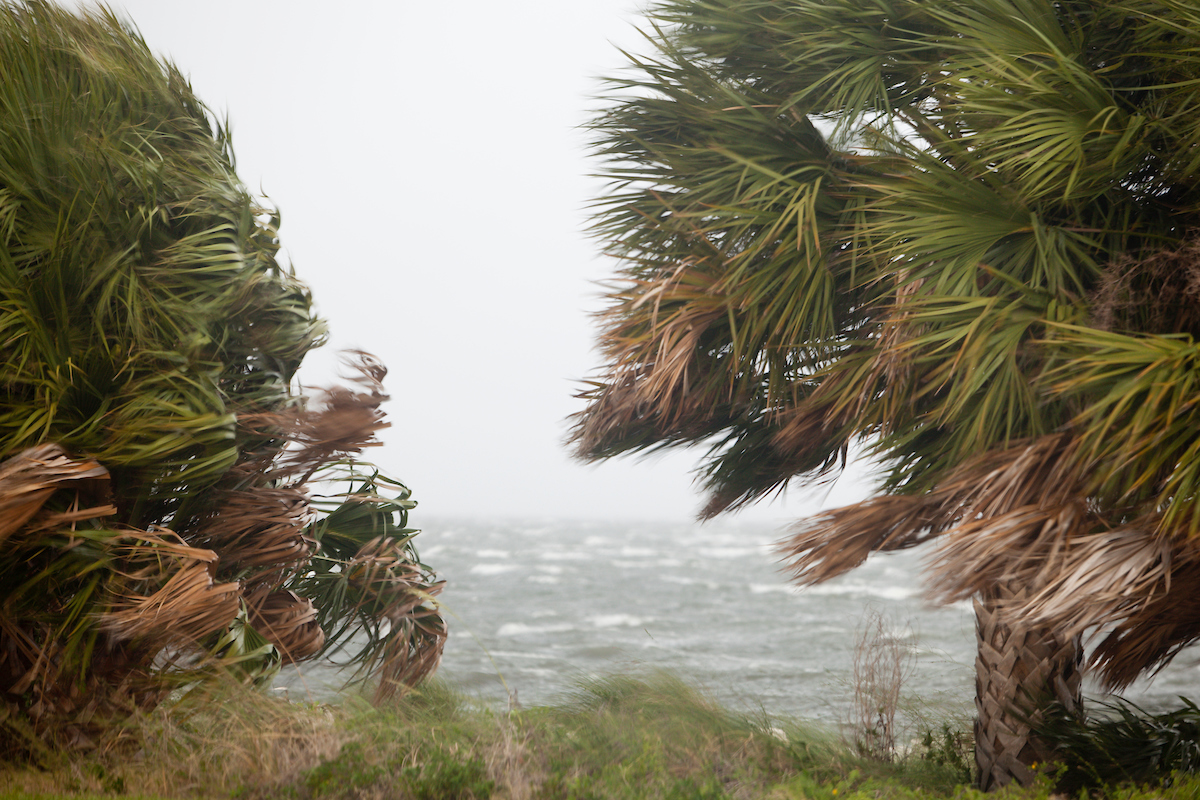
[974,582,1082,790]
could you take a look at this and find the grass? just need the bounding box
[0,672,1197,799]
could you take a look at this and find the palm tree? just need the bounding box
[0,1,443,744]
[572,0,1200,788]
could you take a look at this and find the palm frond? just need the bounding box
[293,469,446,699]
[245,588,325,666]
[0,444,111,542]
[98,534,241,649]
[777,495,945,584]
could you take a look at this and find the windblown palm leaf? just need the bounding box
[574,0,1200,786]
[0,1,443,741]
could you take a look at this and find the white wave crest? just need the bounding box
[497,622,575,637]
[470,563,519,576]
[589,614,645,628]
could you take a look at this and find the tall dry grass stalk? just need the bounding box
[851,608,916,762]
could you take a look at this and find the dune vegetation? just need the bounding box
[0,673,1194,800]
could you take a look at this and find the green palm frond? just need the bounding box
[0,1,325,518]
[294,466,445,701]
[1043,324,1200,534]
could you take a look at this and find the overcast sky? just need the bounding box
[77,0,875,523]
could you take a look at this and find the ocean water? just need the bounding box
[285,516,1200,722]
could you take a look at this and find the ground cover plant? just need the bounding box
[1034,695,1200,791]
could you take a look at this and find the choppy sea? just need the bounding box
[282,516,1200,722]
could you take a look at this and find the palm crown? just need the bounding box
[575,0,1200,715]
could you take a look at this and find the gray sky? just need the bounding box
[81,0,874,523]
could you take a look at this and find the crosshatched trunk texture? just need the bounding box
[974,583,1082,790]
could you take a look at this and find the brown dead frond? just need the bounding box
[232,352,392,487]
[571,312,727,452]
[99,533,240,649]
[194,487,313,586]
[0,444,113,543]
[289,359,389,476]
[374,608,447,703]
[345,537,447,701]
[926,501,1092,605]
[770,379,853,458]
[777,495,946,585]
[569,367,736,461]
[569,373,654,458]
[769,401,836,460]
[1091,234,1200,337]
[271,352,391,483]
[624,305,725,419]
[1008,521,1175,635]
[1089,545,1200,689]
[246,588,325,665]
[885,437,1095,610]
[858,273,926,422]
[571,266,743,458]
[931,434,1082,519]
[778,435,1086,588]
